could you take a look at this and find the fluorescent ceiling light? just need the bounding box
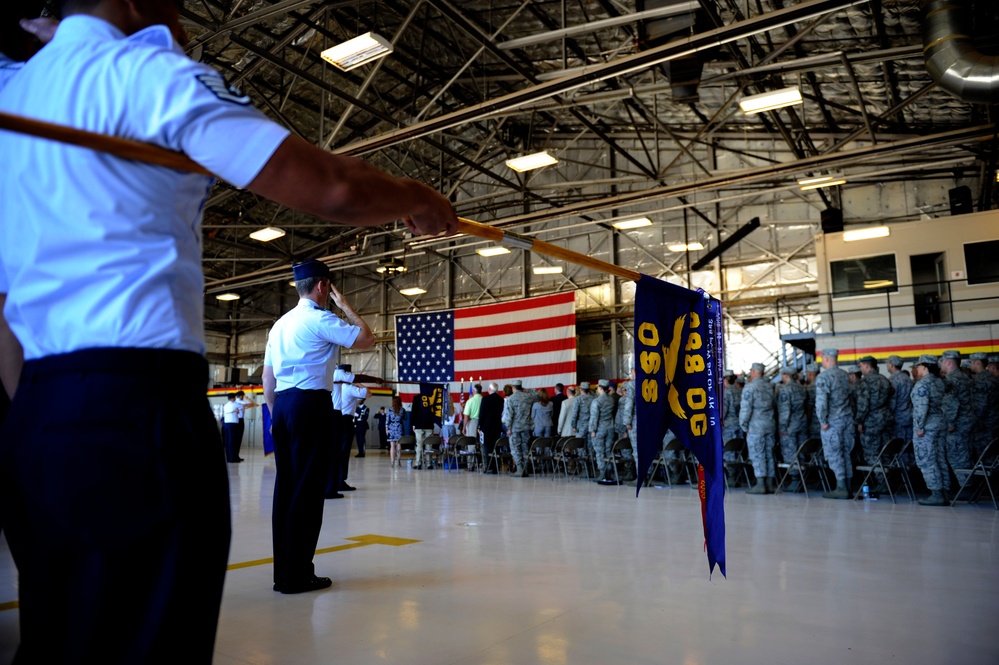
[799,177,846,191]
[739,86,803,114]
[248,226,286,242]
[320,32,393,71]
[864,280,895,289]
[399,287,427,296]
[216,293,240,301]
[477,246,511,257]
[505,151,558,172]
[843,226,890,242]
[376,258,407,274]
[612,217,652,230]
[667,242,704,252]
[532,265,564,275]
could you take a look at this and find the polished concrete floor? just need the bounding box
[1,446,997,664]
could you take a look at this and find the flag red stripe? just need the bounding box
[455,291,574,319]
[458,360,576,380]
[455,336,575,361]
[455,313,575,339]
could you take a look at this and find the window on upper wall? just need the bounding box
[963,240,999,285]
[829,254,898,298]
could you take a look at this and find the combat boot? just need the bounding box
[621,462,637,482]
[918,490,950,506]
[765,477,776,493]
[822,481,851,499]
[746,479,767,494]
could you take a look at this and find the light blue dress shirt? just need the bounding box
[264,300,360,392]
[0,16,289,360]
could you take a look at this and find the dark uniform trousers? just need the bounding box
[224,421,240,462]
[235,415,245,458]
[326,413,354,495]
[271,389,340,587]
[0,348,231,664]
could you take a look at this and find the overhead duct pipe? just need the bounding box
[923,0,999,104]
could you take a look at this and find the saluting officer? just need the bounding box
[940,349,974,471]
[740,362,776,494]
[777,367,808,492]
[263,260,374,594]
[589,379,616,482]
[968,352,999,460]
[814,349,854,499]
[886,356,913,443]
[911,355,949,506]
[855,355,893,465]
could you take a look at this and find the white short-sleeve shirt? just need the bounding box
[223,400,242,424]
[264,300,361,392]
[0,16,290,360]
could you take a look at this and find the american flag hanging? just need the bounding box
[395,292,577,400]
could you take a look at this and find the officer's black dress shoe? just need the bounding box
[325,492,344,499]
[273,575,333,594]
[339,483,356,492]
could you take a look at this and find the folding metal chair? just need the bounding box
[603,437,632,483]
[528,436,554,476]
[421,434,443,469]
[722,438,752,490]
[554,437,590,480]
[776,437,829,496]
[852,437,914,503]
[951,438,999,509]
[453,435,479,471]
[487,436,511,473]
[652,438,695,488]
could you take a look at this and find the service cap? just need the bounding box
[511,379,522,387]
[597,379,610,388]
[887,355,904,368]
[292,259,330,282]
[970,352,988,362]
[805,362,820,373]
[822,348,839,360]
[859,355,877,366]
[723,369,735,377]
[941,349,961,361]
[780,366,796,376]
[917,354,938,366]
[751,362,765,373]
[579,381,590,390]
[989,355,999,365]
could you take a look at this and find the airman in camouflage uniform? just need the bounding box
[589,379,616,481]
[740,362,776,494]
[777,367,807,492]
[722,369,743,485]
[571,382,595,439]
[911,355,949,506]
[969,352,999,459]
[814,349,854,499]
[805,362,822,439]
[940,350,974,470]
[502,379,534,477]
[855,356,893,464]
[886,356,913,443]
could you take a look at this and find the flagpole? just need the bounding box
[0,112,642,283]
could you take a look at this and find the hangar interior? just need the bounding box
[190,0,999,382]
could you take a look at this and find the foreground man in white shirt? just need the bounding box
[0,1,456,661]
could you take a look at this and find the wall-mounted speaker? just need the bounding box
[949,186,973,216]
[821,207,844,234]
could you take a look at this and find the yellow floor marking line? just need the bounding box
[0,534,421,611]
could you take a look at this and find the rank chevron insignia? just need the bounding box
[663,314,687,420]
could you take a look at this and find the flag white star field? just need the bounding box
[396,292,576,396]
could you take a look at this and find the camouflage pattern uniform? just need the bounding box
[805,370,822,440]
[722,377,743,475]
[589,388,615,478]
[855,365,893,464]
[888,361,913,443]
[739,372,776,482]
[911,368,948,492]
[777,376,807,476]
[942,359,974,469]
[617,380,636,460]
[503,386,534,474]
[814,356,854,484]
[572,389,595,439]
[970,354,999,459]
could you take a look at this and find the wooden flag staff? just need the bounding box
[0,111,641,282]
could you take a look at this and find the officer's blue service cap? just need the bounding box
[887,355,904,368]
[941,349,961,361]
[292,259,331,281]
[916,354,938,366]
[859,355,877,365]
[751,362,765,373]
[822,348,839,359]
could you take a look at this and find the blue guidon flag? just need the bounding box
[634,275,726,577]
